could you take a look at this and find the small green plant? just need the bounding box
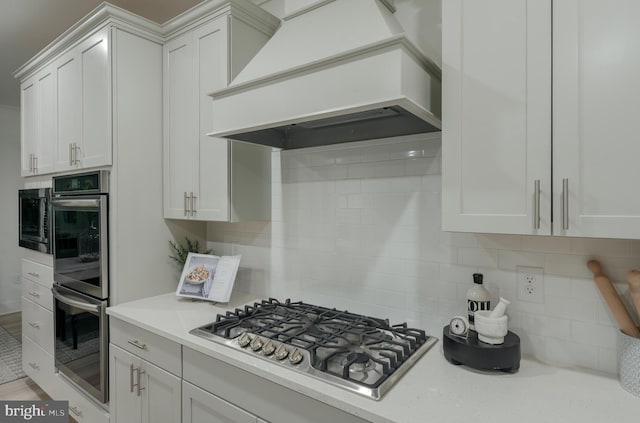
[168,237,213,267]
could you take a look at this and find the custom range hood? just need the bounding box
[208,0,441,149]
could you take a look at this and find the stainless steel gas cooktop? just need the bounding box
[190,298,438,400]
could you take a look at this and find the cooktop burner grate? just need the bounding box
[191,298,437,399]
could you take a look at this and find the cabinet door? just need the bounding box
[20,67,56,176]
[78,27,112,168]
[110,345,142,423]
[54,49,81,171]
[182,381,256,423]
[194,18,231,221]
[553,0,640,239]
[21,76,37,176]
[164,32,197,219]
[141,360,182,423]
[35,66,55,174]
[442,0,551,235]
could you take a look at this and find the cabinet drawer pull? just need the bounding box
[34,155,38,172]
[129,363,135,392]
[127,339,147,350]
[534,179,541,230]
[27,272,40,278]
[74,143,81,164]
[28,362,40,370]
[69,406,82,417]
[562,178,569,230]
[191,193,197,217]
[130,364,145,396]
[135,367,145,397]
[28,321,40,329]
[184,192,189,216]
[69,143,74,165]
[28,291,40,298]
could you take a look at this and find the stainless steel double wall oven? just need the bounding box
[51,170,109,404]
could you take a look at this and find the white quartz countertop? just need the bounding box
[107,292,639,423]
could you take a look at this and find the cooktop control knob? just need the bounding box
[237,333,251,348]
[250,336,263,351]
[274,344,289,360]
[262,340,276,356]
[288,348,303,365]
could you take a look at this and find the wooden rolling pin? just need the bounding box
[626,270,640,321]
[587,260,640,338]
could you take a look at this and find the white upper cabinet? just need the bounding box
[20,76,37,175]
[442,0,552,235]
[20,65,56,176]
[163,5,278,221]
[444,0,640,239]
[19,27,112,176]
[164,27,204,219]
[78,28,111,169]
[57,27,111,171]
[53,49,80,171]
[553,0,640,239]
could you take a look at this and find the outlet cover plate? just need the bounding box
[516,266,544,303]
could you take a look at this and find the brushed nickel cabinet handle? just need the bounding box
[127,339,147,350]
[534,179,541,230]
[136,367,145,397]
[74,144,81,164]
[28,291,40,298]
[129,363,135,393]
[184,192,189,216]
[34,155,38,172]
[562,178,569,230]
[28,362,39,370]
[28,272,40,278]
[69,406,82,417]
[130,365,145,396]
[69,143,74,165]
[28,321,40,329]
[191,193,196,217]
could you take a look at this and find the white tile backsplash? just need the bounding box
[207,133,640,374]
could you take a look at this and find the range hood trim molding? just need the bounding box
[207,96,440,140]
[208,34,441,100]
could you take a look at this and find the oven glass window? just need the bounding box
[21,197,43,239]
[54,207,101,287]
[54,300,102,393]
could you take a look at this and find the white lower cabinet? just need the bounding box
[21,336,56,395]
[21,259,55,393]
[54,375,110,423]
[183,381,257,423]
[109,317,182,423]
[108,317,371,423]
[183,347,369,423]
[110,344,182,423]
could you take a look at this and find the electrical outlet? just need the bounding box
[516,266,544,303]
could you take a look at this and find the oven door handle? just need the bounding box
[52,198,102,209]
[52,288,102,313]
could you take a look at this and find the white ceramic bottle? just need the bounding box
[467,273,491,330]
